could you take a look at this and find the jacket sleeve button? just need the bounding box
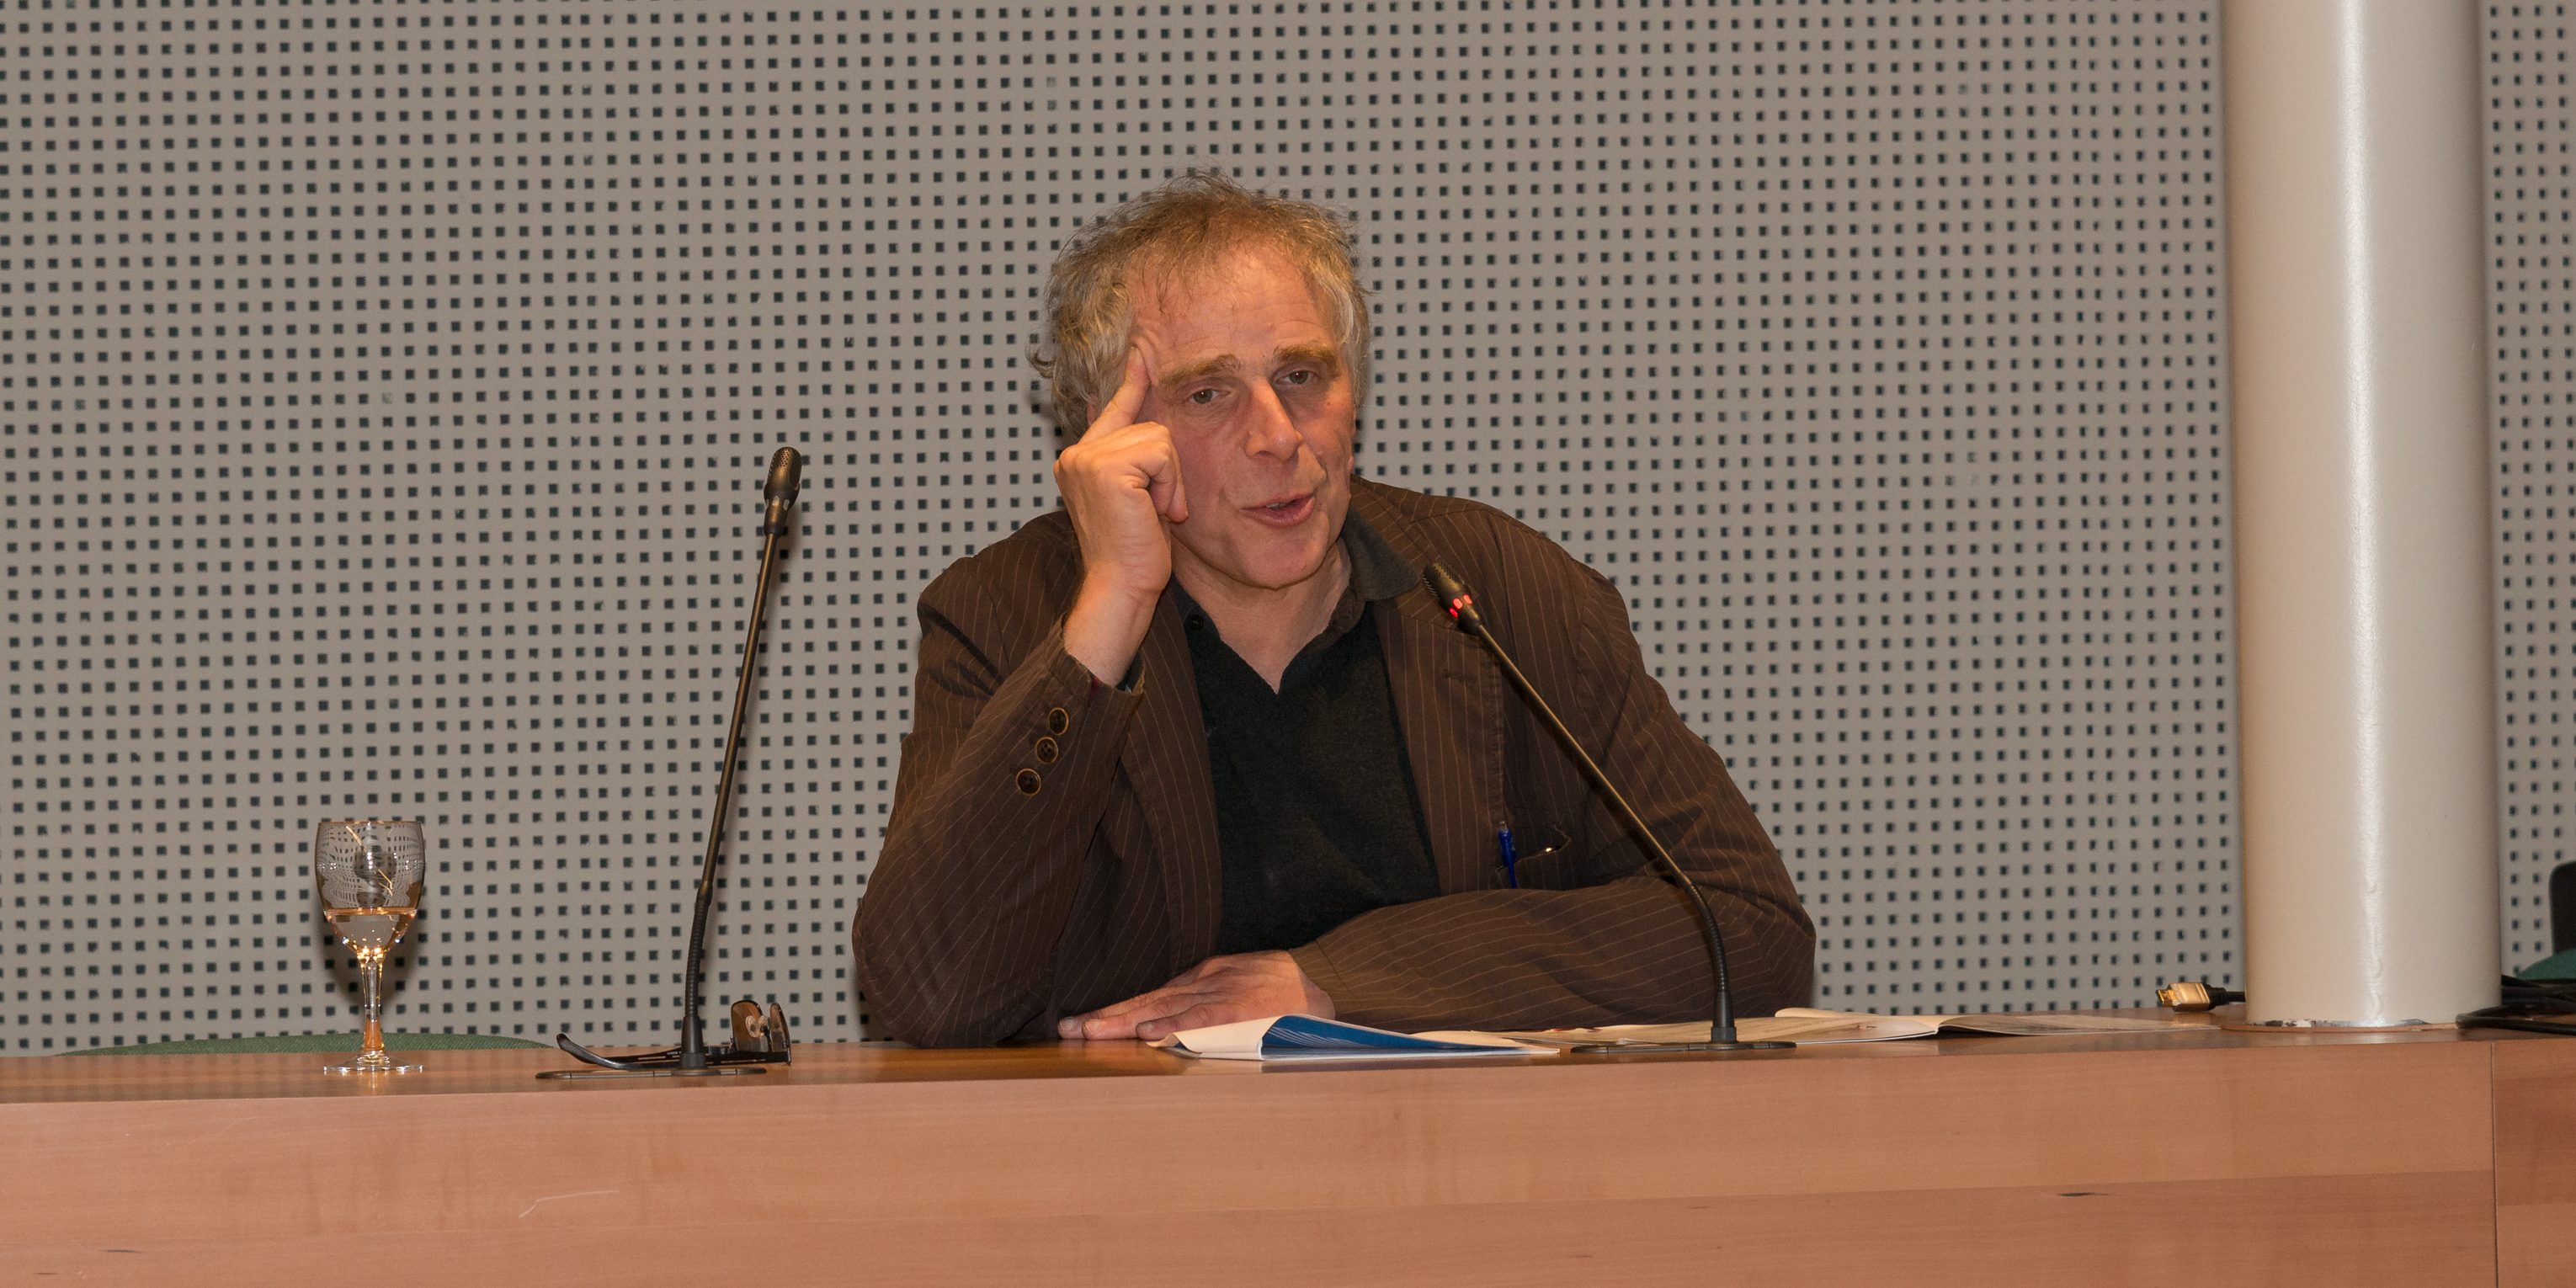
[1014,768,1042,796]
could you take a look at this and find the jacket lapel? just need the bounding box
[1120,593,1225,963]
[1378,593,1507,895]
[1358,490,1509,897]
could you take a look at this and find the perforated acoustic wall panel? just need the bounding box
[5,3,873,1050]
[7,0,2256,1052]
[2490,3,2576,972]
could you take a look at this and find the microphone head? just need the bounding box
[764,446,803,503]
[1422,562,1484,632]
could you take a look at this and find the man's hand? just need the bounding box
[1055,348,1186,684]
[1056,950,1334,1042]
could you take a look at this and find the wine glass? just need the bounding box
[314,819,428,1075]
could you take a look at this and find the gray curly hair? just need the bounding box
[1031,170,1370,434]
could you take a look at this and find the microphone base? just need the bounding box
[535,1065,765,1081]
[536,1030,785,1079]
[1567,1039,1796,1056]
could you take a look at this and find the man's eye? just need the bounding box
[1186,387,1221,406]
[1280,369,1315,386]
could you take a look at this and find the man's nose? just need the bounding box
[1242,383,1303,459]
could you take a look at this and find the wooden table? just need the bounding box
[2,1020,2564,1286]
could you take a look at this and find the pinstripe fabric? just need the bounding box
[852,479,1815,1046]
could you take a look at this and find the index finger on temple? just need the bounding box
[1100,345,1151,425]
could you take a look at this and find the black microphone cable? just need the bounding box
[2162,974,2576,1035]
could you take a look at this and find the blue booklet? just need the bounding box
[1151,1014,1551,1062]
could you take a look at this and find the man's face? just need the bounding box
[1127,246,1358,606]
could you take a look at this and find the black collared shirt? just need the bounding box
[1177,515,1441,955]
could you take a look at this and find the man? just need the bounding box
[852,173,1812,1047]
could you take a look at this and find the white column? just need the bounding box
[2224,0,2499,1026]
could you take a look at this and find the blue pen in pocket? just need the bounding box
[1496,823,1519,889]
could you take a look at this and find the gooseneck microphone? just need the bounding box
[1424,562,1790,1055]
[542,446,806,1079]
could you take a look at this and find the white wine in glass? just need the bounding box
[314,819,428,1075]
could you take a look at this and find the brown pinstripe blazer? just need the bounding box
[852,478,1814,1046]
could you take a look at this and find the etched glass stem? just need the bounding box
[354,946,391,1072]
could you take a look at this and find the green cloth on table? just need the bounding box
[2520,949,2576,981]
[64,1030,549,1056]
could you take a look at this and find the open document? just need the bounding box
[1484,1007,2200,1049]
[1152,1014,1558,1062]
[1155,1009,2195,1061]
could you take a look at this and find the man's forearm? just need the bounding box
[853,622,1142,1046]
[1294,852,1815,1031]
